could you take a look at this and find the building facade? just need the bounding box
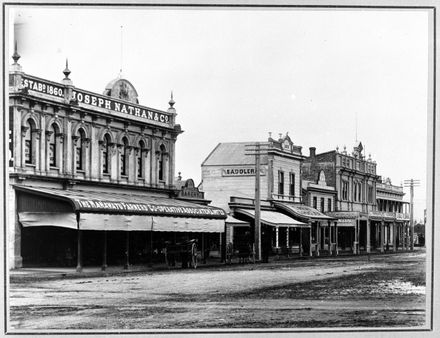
[370,177,411,251]
[8,53,226,269]
[302,143,410,254]
[301,170,338,254]
[201,133,332,259]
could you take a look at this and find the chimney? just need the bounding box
[309,147,316,158]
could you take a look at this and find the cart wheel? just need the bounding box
[191,242,198,269]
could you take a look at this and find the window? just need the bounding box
[342,180,349,200]
[102,134,110,174]
[289,173,295,196]
[278,171,284,195]
[120,137,128,176]
[76,129,85,170]
[158,144,166,181]
[320,198,325,212]
[354,182,362,202]
[137,140,145,178]
[313,196,317,209]
[368,185,374,203]
[48,125,56,167]
[328,198,332,212]
[24,120,34,164]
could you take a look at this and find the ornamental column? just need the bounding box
[39,110,46,173]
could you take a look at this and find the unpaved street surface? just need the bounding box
[8,251,426,331]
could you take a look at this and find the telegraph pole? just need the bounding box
[255,143,261,261]
[404,179,420,250]
[245,142,269,261]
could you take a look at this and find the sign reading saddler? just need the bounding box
[222,167,266,176]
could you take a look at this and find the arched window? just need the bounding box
[24,120,34,164]
[120,137,129,176]
[76,129,86,170]
[137,140,145,178]
[48,124,57,167]
[158,144,166,181]
[102,134,111,174]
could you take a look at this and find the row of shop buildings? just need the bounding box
[7,53,411,270]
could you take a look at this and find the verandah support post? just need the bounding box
[309,222,312,257]
[392,221,397,252]
[299,227,303,257]
[102,230,107,271]
[76,213,83,273]
[202,233,206,264]
[327,221,331,253]
[124,231,130,270]
[366,219,371,254]
[315,222,320,257]
[334,221,338,256]
[380,220,385,253]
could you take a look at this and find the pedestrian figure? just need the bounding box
[65,247,73,267]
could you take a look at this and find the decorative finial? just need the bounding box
[12,40,20,64]
[178,171,182,180]
[169,91,175,108]
[278,133,282,139]
[336,146,339,152]
[268,132,272,138]
[286,131,289,136]
[63,59,71,79]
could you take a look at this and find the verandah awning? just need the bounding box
[234,209,308,228]
[225,215,250,227]
[15,186,226,233]
[273,201,334,221]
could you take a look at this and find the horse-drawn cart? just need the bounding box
[164,239,199,269]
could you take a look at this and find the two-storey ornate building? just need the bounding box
[201,133,332,260]
[302,143,378,254]
[302,143,410,254]
[8,52,226,270]
[370,177,411,251]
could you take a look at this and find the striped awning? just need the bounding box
[234,209,308,228]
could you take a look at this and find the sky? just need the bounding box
[8,5,429,221]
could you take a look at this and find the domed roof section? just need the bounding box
[103,77,139,104]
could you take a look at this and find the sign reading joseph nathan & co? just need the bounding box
[20,75,171,125]
[70,89,171,124]
[222,167,266,177]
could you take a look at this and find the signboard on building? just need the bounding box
[20,75,172,126]
[21,76,65,98]
[75,199,226,218]
[221,167,266,177]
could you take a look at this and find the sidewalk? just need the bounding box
[9,247,424,283]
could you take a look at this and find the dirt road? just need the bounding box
[8,250,426,331]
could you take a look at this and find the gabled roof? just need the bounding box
[202,142,268,166]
